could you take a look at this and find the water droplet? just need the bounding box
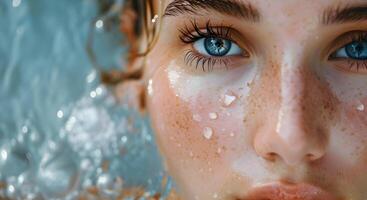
[151,14,159,23]
[95,19,104,29]
[209,112,218,120]
[193,114,202,122]
[147,79,154,96]
[223,94,236,106]
[356,103,365,112]
[21,126,28,133]
[95,86,103,95]
[203,127,213,140]
[213,193,218,199]
[229,132,235,137]
[12,0,21,7]
[57,110,64,118]
[86,70,97,83]
[217,148,222,154]
[1,149,8,161]
[189,151,194,157]
[90,91,97,98]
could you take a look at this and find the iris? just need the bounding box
[204,37,232,56]
[345,41,367,60]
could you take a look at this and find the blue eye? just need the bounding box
[333,40,367,60]
[193,37,242,57]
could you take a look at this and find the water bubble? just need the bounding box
[209,112,218,120]
[37,145,79,198]
[95,86,103,96]
[203,127,213,140]
[96,173,123,196]
[6,184,16,198]
[223,94,236,107]
[86,70,97,83]
[12,0,21,7]
[0,149,8,161]
[21,126,28,133]
[90,91,97,98]
[356,103,365,112]
[57,110,64,118]
[95,19,104,29]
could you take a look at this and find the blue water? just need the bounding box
[0,0,167,199]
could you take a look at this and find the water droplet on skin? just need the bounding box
[217,148,222,154]
[356,103,365,111]
[229,132,235,137]
[193,114,202,122]
[213,193,218,199]
[203,127,213,140]
[189,151,194,157]
[147,79,154,96]
[223,94,236,107]
[209,112,218,120]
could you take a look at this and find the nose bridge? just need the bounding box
[275,59,311,163]
[253,49,328,166]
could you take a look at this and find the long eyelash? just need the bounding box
[347,31,367,43]
[179,20,233,43]
[184,50,230,72]
[179,20,234,71]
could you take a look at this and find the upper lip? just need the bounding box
[239,181,339,200]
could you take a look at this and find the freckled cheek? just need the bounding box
[342,97,367,135]
[147,68,248,169]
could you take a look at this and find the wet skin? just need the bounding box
[143,0,367,199]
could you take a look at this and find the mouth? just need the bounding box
[237,182,339,200]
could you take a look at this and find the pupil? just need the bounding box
[346,41,367,60]
[204,37,231,56]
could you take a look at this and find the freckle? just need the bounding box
[209,112,218,120]
[223,94,237,107]
[193,114,202,122]
[203,127,213,140]
[356,103,365,112]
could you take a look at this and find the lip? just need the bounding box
[239,182,339,200]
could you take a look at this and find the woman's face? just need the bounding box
[145,0,367,199]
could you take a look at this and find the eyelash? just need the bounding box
[179,20,239,71]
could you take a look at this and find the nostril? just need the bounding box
[265,152,278,162]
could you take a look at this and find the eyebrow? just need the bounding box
[163,0,260,22]
[323,4,367,25]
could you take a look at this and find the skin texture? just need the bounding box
[139,0,367,199]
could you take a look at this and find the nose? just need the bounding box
[253,64,330,166]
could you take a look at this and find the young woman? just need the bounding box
[114,0,367,199]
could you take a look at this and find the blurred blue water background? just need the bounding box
[0,0,166,199]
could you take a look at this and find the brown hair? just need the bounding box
[100,0,162,85]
